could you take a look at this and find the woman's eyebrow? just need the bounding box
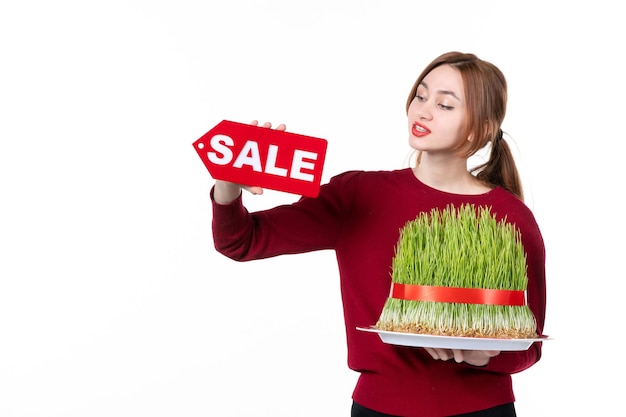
[419,81,461,101]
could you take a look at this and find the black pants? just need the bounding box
[351,401,517,417]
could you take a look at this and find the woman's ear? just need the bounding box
[484,121,497,141]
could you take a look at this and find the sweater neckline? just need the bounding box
[402,168,501,198]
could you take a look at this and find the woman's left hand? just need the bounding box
[424,347,500,366]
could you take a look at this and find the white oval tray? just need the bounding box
[357,326,550,351]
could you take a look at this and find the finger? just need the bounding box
[423,347,439,360]
[427,348,454,361]
[261,122,272,128]
[243,185,264,195]
[250,120,259,126]
[438,349,453,361]
[484,350,500,357]
[452,349,464,363]
[276,123,287,131]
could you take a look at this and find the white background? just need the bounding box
[1,1,623,416]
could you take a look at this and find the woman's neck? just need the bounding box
[412,157,492,195]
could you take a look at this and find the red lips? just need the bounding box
[411,122,431,137]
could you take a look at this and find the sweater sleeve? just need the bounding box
[210,171,360,261]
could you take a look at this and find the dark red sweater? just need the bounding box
[211,168,546,417]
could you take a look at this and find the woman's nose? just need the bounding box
[416,105,433,120]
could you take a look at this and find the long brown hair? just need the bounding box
[405,52,524,201]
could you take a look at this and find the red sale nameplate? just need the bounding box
[193,120,328,197]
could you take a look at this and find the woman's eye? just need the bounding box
[416,95,426,102]
[438,104,453,110]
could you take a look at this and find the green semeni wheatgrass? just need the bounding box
[376,204,537,338]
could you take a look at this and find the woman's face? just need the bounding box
[407,64,468,155]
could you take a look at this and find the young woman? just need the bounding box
[210,52,546,417]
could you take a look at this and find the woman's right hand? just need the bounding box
[212,120,286,205]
